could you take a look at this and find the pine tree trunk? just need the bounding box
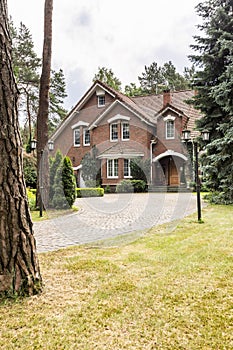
[0,0,42,296]
[36,0,53,209]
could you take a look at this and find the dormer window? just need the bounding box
[110,123,118,141]
[166,120,175,139]
[98,95,105,107]
[164,115,176,139]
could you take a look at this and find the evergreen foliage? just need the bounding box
[49,69,68,133]
[62,156,77,207]
[23,153,37,188]
[190,0,233,204]
[93,67,122,91]
[138,61,189,94]
[124,83,145,97]
[50,152,76,209]
[130,157,150,183]
[52,163,68,209]
[10,21,40,139]
[49,149,63,202]
[81,146,101,186]
[10,21,68,140]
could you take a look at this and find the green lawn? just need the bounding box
[1,205,233,349]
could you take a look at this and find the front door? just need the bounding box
[169,158,179,185]
[160,157,180,186]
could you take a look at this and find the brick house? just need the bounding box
[50,80,200,190]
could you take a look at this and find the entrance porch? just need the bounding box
[150,150,191,192]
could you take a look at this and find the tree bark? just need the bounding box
[0,0,42,296]
[36,0,53,209]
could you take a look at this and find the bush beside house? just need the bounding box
[50,151,76,209]
[116,180,147,193]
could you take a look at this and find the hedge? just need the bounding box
[76,187,104,198]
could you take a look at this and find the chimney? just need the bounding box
[163,89,171,107]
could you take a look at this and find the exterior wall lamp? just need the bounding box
[182,129,210,222]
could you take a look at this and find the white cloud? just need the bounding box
[8,0,201,110]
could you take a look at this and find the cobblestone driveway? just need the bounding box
[34,192,198,253]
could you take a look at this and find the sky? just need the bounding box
[7,0,201,110]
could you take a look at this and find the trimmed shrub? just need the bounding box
[52,156,76,209]
[131,180,147,192]
[104,185,111,193]
[116,180,147,193]
[49,150,63,202]
[116,180,133,193]
[52,163,69,209]
[62,156,77,207]
[76,188,104,198]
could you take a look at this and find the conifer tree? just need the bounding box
[62,156,76,208]
[93,67,122,91]
[190,0,233,204]
[11,21,41,142]
[49,149,63,203]
[138,61,189,94]
[0,0,42,296]
[52,156,76,209]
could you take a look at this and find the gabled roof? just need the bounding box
[132,90,201,137]
[89,80,156,127]
[51,81,201,141]
[97,141,145,159]
[51,80,156,141]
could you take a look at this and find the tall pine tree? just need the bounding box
[190,0,233,204]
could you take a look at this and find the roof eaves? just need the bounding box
[155,104,188,119]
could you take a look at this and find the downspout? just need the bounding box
[150,139,157,184]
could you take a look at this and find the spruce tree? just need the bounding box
[138,61,189,94]
[190,0,233,204]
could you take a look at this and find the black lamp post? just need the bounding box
[182,130,210,222]
[30,139,54,217]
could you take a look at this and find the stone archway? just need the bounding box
[152,150,188,188]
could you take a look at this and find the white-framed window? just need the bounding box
[98,95,105,107]
[124,159,131,178]
[166,120,175,139]
[110,123,118,141]
[107,159,118,178]
[74,128,80,146]
[122,122,130,140]
[83,128,90,146]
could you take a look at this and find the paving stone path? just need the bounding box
[34,192,199,253]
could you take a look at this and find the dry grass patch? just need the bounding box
[0,205,233,349]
